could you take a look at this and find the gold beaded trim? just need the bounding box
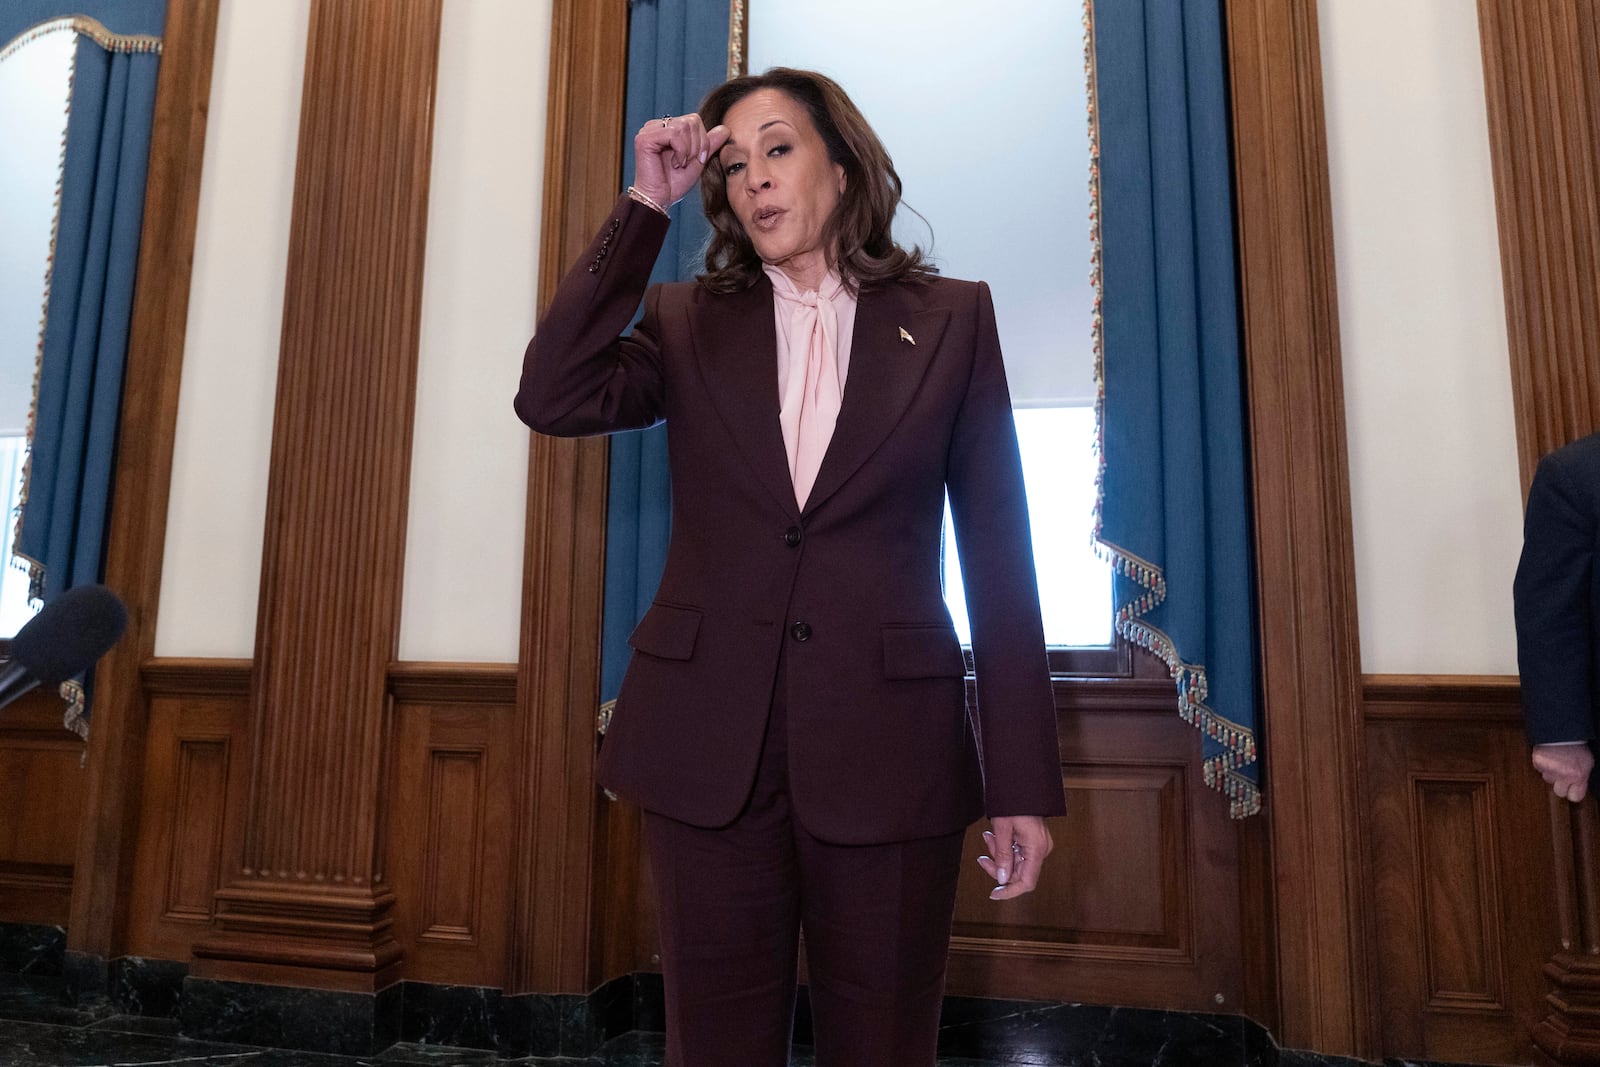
[727,0,747,79]
[0,16,163,63]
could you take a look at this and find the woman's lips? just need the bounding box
[752,207,785,231]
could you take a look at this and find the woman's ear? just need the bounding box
[835,162,846,195]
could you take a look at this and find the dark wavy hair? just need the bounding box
[696,68,935,294]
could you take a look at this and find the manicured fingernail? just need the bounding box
[997,866,1008,885]
[699,150,708,164]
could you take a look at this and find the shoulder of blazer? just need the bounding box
[850,274,985,330]
[1538,432,1600,514]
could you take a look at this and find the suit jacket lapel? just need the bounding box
[687,276,800,519]
[803,284,950,518]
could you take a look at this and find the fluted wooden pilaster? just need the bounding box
[505,0,629,997]
[1479,7,1600,1060]
[1478,1,1600,492]
[193,0,442,992]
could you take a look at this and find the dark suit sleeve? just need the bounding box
[945,281,1067,818]
[1514,448,1597,745]
[514,193,673,436]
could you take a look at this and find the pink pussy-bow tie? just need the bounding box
[770,273,846,509]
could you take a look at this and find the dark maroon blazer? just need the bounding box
[516,193,1065,844]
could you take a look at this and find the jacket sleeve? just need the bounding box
[1514,448,1597,745]
[945,280,1067,818]
[514,193,673,437]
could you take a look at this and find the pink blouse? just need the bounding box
[764,265,858,509]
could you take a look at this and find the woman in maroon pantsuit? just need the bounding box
[517,69,1065,1067]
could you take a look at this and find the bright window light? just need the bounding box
[0,436,40,637]
[943,406,1113,648]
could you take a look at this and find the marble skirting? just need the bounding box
[0,922,64,977]
[0,922,1492,1065]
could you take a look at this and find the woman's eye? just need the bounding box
[769,143,791,158]
[726,161,745,175]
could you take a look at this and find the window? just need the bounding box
[0,28,73,638]
[749,1,1114,663]
[942,406,1112,650]
[0,438,34,636]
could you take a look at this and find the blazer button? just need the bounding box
[784,526,802,547]
[790,621,812,642]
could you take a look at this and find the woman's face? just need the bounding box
[717,88,847,288]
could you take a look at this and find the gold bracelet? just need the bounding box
[626,185,669,217]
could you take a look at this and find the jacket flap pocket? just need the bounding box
[882,625,966,680]
[628,603,702,661]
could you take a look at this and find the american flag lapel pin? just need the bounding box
[898,326,915,346]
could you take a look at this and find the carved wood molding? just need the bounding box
[1362,675,1523,724]
[1477,0,1600,492]
[66,0,222,966]
[1224,0,1375,1055]
[505,0,629,997]
[388,662,518,704]
[140,658,253,697]
[195,0,443,990]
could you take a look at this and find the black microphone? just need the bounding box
[0,584,128,711]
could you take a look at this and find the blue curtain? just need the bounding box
[1092,0,1260,816]
[600,0,729,715]
[3,3,165,735]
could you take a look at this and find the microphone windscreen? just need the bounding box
[12,585,128,685]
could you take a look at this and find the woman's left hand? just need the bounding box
[979,816,1054,901]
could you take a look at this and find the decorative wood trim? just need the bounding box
[1362,674,1521,707]
[140,658,253,697]
[66,0,221,966]
[727,0,747,80]
[1362,675,1523,725]
[1477,1,1600,493]
[1224,0,1375,1055]
[387,662,518,704]
[506,0,629,997]
[194,0,443,992]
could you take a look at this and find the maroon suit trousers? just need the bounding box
[642,654,966,1067]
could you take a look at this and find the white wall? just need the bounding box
[1320,0,1523,675]
[155,0,309,657]
[158,0,552,662]
[397,0,549,662]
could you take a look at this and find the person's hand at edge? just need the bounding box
[1534,742,1594,802]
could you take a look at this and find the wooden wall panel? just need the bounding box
[927,668,1240,1013]
[0,692,86,925]
[1364,676,1553,1065]
[125,661,249,963]
[387,664,516,987]
[126,661,525,982]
